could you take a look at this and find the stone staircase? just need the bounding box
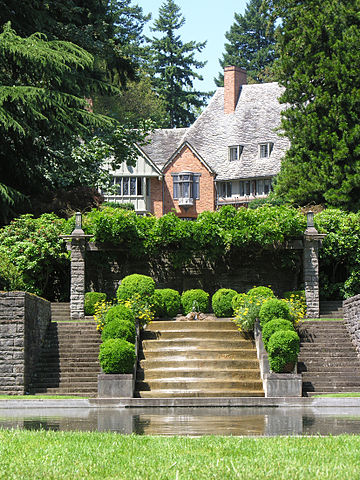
[136,318,264,398]
[320,301,343,318]
[297,320,360,396]
[29,304,101,397]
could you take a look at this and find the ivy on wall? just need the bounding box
[1,205,360,300]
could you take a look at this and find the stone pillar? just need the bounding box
[303,211,326,318]
[60,212,92,320]
[303,238,320,318]
[70,238,86,319]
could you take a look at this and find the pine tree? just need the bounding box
[146,0,208,128]
[272,0,360,210]
[215,0,276,86]
[0,23,151,223]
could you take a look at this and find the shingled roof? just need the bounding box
[139,82,289,181]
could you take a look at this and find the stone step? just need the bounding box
[136,379,263,391]
[137,390,264,398]
[137,368,261,381]
[142,330,244,340]
[140,349,258,360]
[33,378,98,386]
[146,320,239,331]
[298,364,360,373]
[31,387,98,395]
[299,339,353,345]
[302,373,360,381]
[139,359,260,370]
[141,339,254,350]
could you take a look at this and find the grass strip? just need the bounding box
[0,431,359,479]
[313,393,360,398]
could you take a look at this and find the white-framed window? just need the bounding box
[238,178,272,196]
[218,182,232,198]
[259,142,274,158]
[173,172,200,200]
[229,145,244,161]
[112,176,143,196]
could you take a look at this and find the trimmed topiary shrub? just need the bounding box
[84,292,107,316]
[99,338,136,374]
[231,293,246,312]
[181,289,209,315]
[101,318,136,343]
[259,298,292,327]
[267,330,300,373]
[212,288,237,317]
[262,318,295,350]
[117,274,155,302]
[104,304,135,328]
[152,289,181,318]
[247,286,275,300]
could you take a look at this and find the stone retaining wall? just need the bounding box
[86,249,301,300]
[343,294,360,355]
[0,292,51,394]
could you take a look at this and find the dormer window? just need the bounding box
[259,142,274,158]
[229,145,244,161]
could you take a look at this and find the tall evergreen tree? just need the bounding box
[272,0,360,210]
[215,0,276,86]
[146,0,208,128]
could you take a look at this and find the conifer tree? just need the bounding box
[272,0,360,210]
[215,0,276,86]
[146,0,208,128]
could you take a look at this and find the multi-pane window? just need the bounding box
[259,142,274,158]
[218,178,272,199]
[229,145,244,161]
[112,176,143,196]
[173,173,200,200]
[218,182,232,198]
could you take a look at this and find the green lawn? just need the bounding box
[0,431,359,479]
[314,393,360,398]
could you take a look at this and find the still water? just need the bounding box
[1,407,360,436]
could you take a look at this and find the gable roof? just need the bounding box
[163,141,215,174]
[140,82,289,181]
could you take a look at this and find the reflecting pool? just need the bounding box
[1,407,360,436]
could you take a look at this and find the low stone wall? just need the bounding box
[0,292,51,394]
[86,249,301,300]
[343,294,360,355]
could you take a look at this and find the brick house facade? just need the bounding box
[104,66,289,218]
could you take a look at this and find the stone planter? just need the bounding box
[97,322,139,398]
[98,373,134,398]
[264,372,302,397]
[254,319,302,397]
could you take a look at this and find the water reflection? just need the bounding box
[0,407,360,436]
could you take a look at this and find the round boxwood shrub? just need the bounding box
[84,292,107,316]
[231,293,246,312]
[181,289,209,315]
[262,318,295,350]
[212,288,237,317]
[247,286,275,300]
[101,318,136,344]
[117,274,155,301]
[152,288,181,318]
[267,330,300,373]
[99,338,136,374]
[259,298,292,327]
[104,304,135,328]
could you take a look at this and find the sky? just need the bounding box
[135,0,248,92]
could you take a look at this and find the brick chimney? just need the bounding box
[224,66,247,114]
